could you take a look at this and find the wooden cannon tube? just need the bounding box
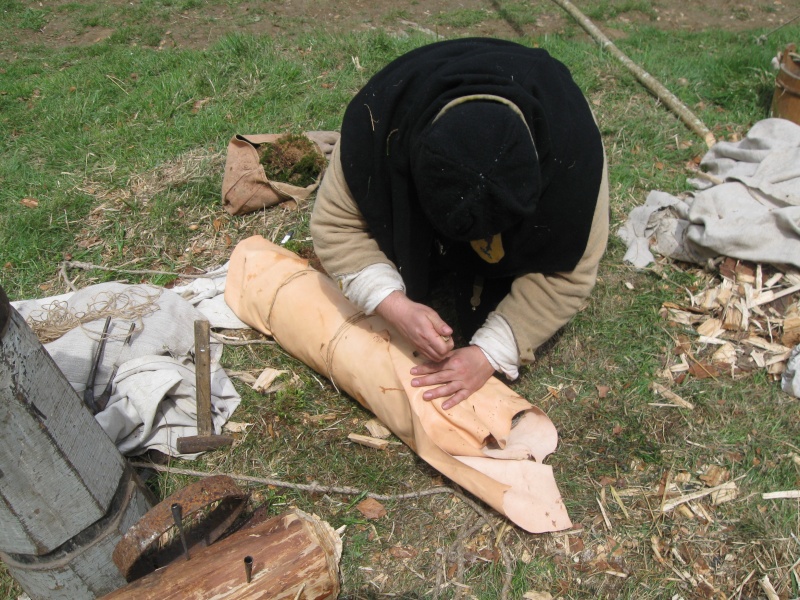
[224,236,572,533]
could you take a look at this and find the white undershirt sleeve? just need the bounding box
[337,263,406,315]
[470,312,520,380]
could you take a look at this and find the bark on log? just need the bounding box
[550,0,717,148]
[101,509,341,600]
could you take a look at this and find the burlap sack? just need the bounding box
[221,131,340,216]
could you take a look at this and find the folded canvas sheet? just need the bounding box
[224,235,571,533]
[619,118,800,269]
[12,282,241,457]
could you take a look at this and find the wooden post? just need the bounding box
[0,285,154,598]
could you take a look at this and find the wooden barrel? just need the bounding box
[771,43,800,126]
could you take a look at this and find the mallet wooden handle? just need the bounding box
[176,320,234,454]
[194,319,212,437]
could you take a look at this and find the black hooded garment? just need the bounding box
[339,37,604,300]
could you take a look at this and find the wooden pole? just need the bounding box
[0,285,153,598]
[550,0,717,148]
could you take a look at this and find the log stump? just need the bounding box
[102,509,342,600]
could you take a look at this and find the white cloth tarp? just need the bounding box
[12,275,242,457]
[781,345,800,397]
[618,118,800,269]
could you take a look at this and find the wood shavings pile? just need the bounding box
[659,258,800,382]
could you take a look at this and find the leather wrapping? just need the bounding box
[224,236,571,532]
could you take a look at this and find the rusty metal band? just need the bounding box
[112,474,249,581]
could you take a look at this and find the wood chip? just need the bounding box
[782,315,800,346]
[307,413,338,422]
[696,318,724,338]
[711,482,738,505]
[761,490,800,500]
[717,278,734,304]
[697,336,729,346]
[253,367,290,393]
[764,272,784,288]
[759,575,780,600]
[743,336,790,354]
[735,262,756,284]
[347,433,389,450]
[699,465,729,487]
[523,592,553,600]
[749,283,800,308]
[766,351,792,365]
[388,545,418,559]
[364,418,392,439]
[662,481,737,512]
[223,421,252,433]
[649,382,695,409]
[711,343,736,365]
[723,305,743,331]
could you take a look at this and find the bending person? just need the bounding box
[311,37,609,410]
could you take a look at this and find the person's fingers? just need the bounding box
[441,390,470,410]
[424,335,453,360]
[410,368,450,388]
[425,311,453,338]
[422,382,460,401]
[410,361,439,376]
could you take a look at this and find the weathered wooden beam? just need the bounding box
[0,286,127,555]
[0,285,154,599]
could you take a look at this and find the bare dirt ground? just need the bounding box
[25,0,799,51]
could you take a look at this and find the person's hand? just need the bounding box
[375,291,454,361]
[410,345,495,410]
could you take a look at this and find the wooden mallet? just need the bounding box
[176,320,234,454]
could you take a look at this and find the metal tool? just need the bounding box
[244,555,253,584]
[171,503,190,561]
[83,316,111,414]
[112,475,249,582]
[95,322,135,413]
[176,320,234,454]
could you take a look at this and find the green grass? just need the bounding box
[1,3,800,598]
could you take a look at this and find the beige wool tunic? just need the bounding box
[311,139,610,370]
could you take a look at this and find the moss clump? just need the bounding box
[258,133,326,187]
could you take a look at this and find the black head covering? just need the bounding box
[411,100,540,241]
[340,38,604,299]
